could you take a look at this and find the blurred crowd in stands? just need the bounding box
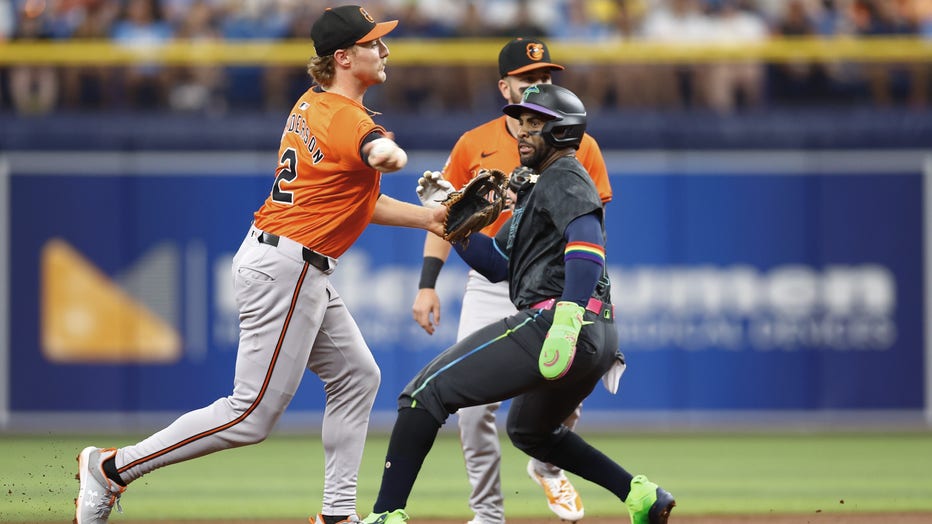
[2,0,932,116]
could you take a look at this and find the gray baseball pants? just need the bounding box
[112,225,380,516]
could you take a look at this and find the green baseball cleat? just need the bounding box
[624,475,675,524]
[361,509,409,524]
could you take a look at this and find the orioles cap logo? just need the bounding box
[359,7,375,23]
[526,43,545,61]
[523,85,541,101]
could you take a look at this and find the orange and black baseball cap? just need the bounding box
[311,5,398,57]
[498,37,565,78]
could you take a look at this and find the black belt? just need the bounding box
[257,232,330,273]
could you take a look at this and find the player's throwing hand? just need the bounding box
[367,138,408,172]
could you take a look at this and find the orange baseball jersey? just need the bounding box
[253,87,387,258]
[442,115,612,237]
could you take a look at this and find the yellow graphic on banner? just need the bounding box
[40,238,181,363]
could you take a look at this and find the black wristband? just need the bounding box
[418,256,445,289]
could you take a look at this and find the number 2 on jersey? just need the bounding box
[272,148,297,204]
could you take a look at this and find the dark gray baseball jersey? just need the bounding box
[496,155,609,309]
[399,154,617,469]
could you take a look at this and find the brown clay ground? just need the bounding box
[114,515,932,523]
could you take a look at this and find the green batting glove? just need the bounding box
[539,301,591,380]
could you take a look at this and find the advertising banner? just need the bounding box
[3,151,926,416]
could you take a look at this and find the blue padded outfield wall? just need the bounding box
[1,150,928,417]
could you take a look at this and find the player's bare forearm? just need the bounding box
[424,231,453,261]
[412,233,451,335]
[372,194,447,236]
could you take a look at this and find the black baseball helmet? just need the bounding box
[502,84,586,149]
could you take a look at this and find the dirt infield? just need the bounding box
[116,515,932,524]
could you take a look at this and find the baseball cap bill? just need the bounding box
[498,37,565,77]
[311,5,398,57]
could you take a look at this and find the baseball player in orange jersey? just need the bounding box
[73,6,446,524]
[412,38,612,524]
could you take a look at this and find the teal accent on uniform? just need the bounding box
[409,312,541,400]
[506,206,524,250]
[492,238,509,260]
